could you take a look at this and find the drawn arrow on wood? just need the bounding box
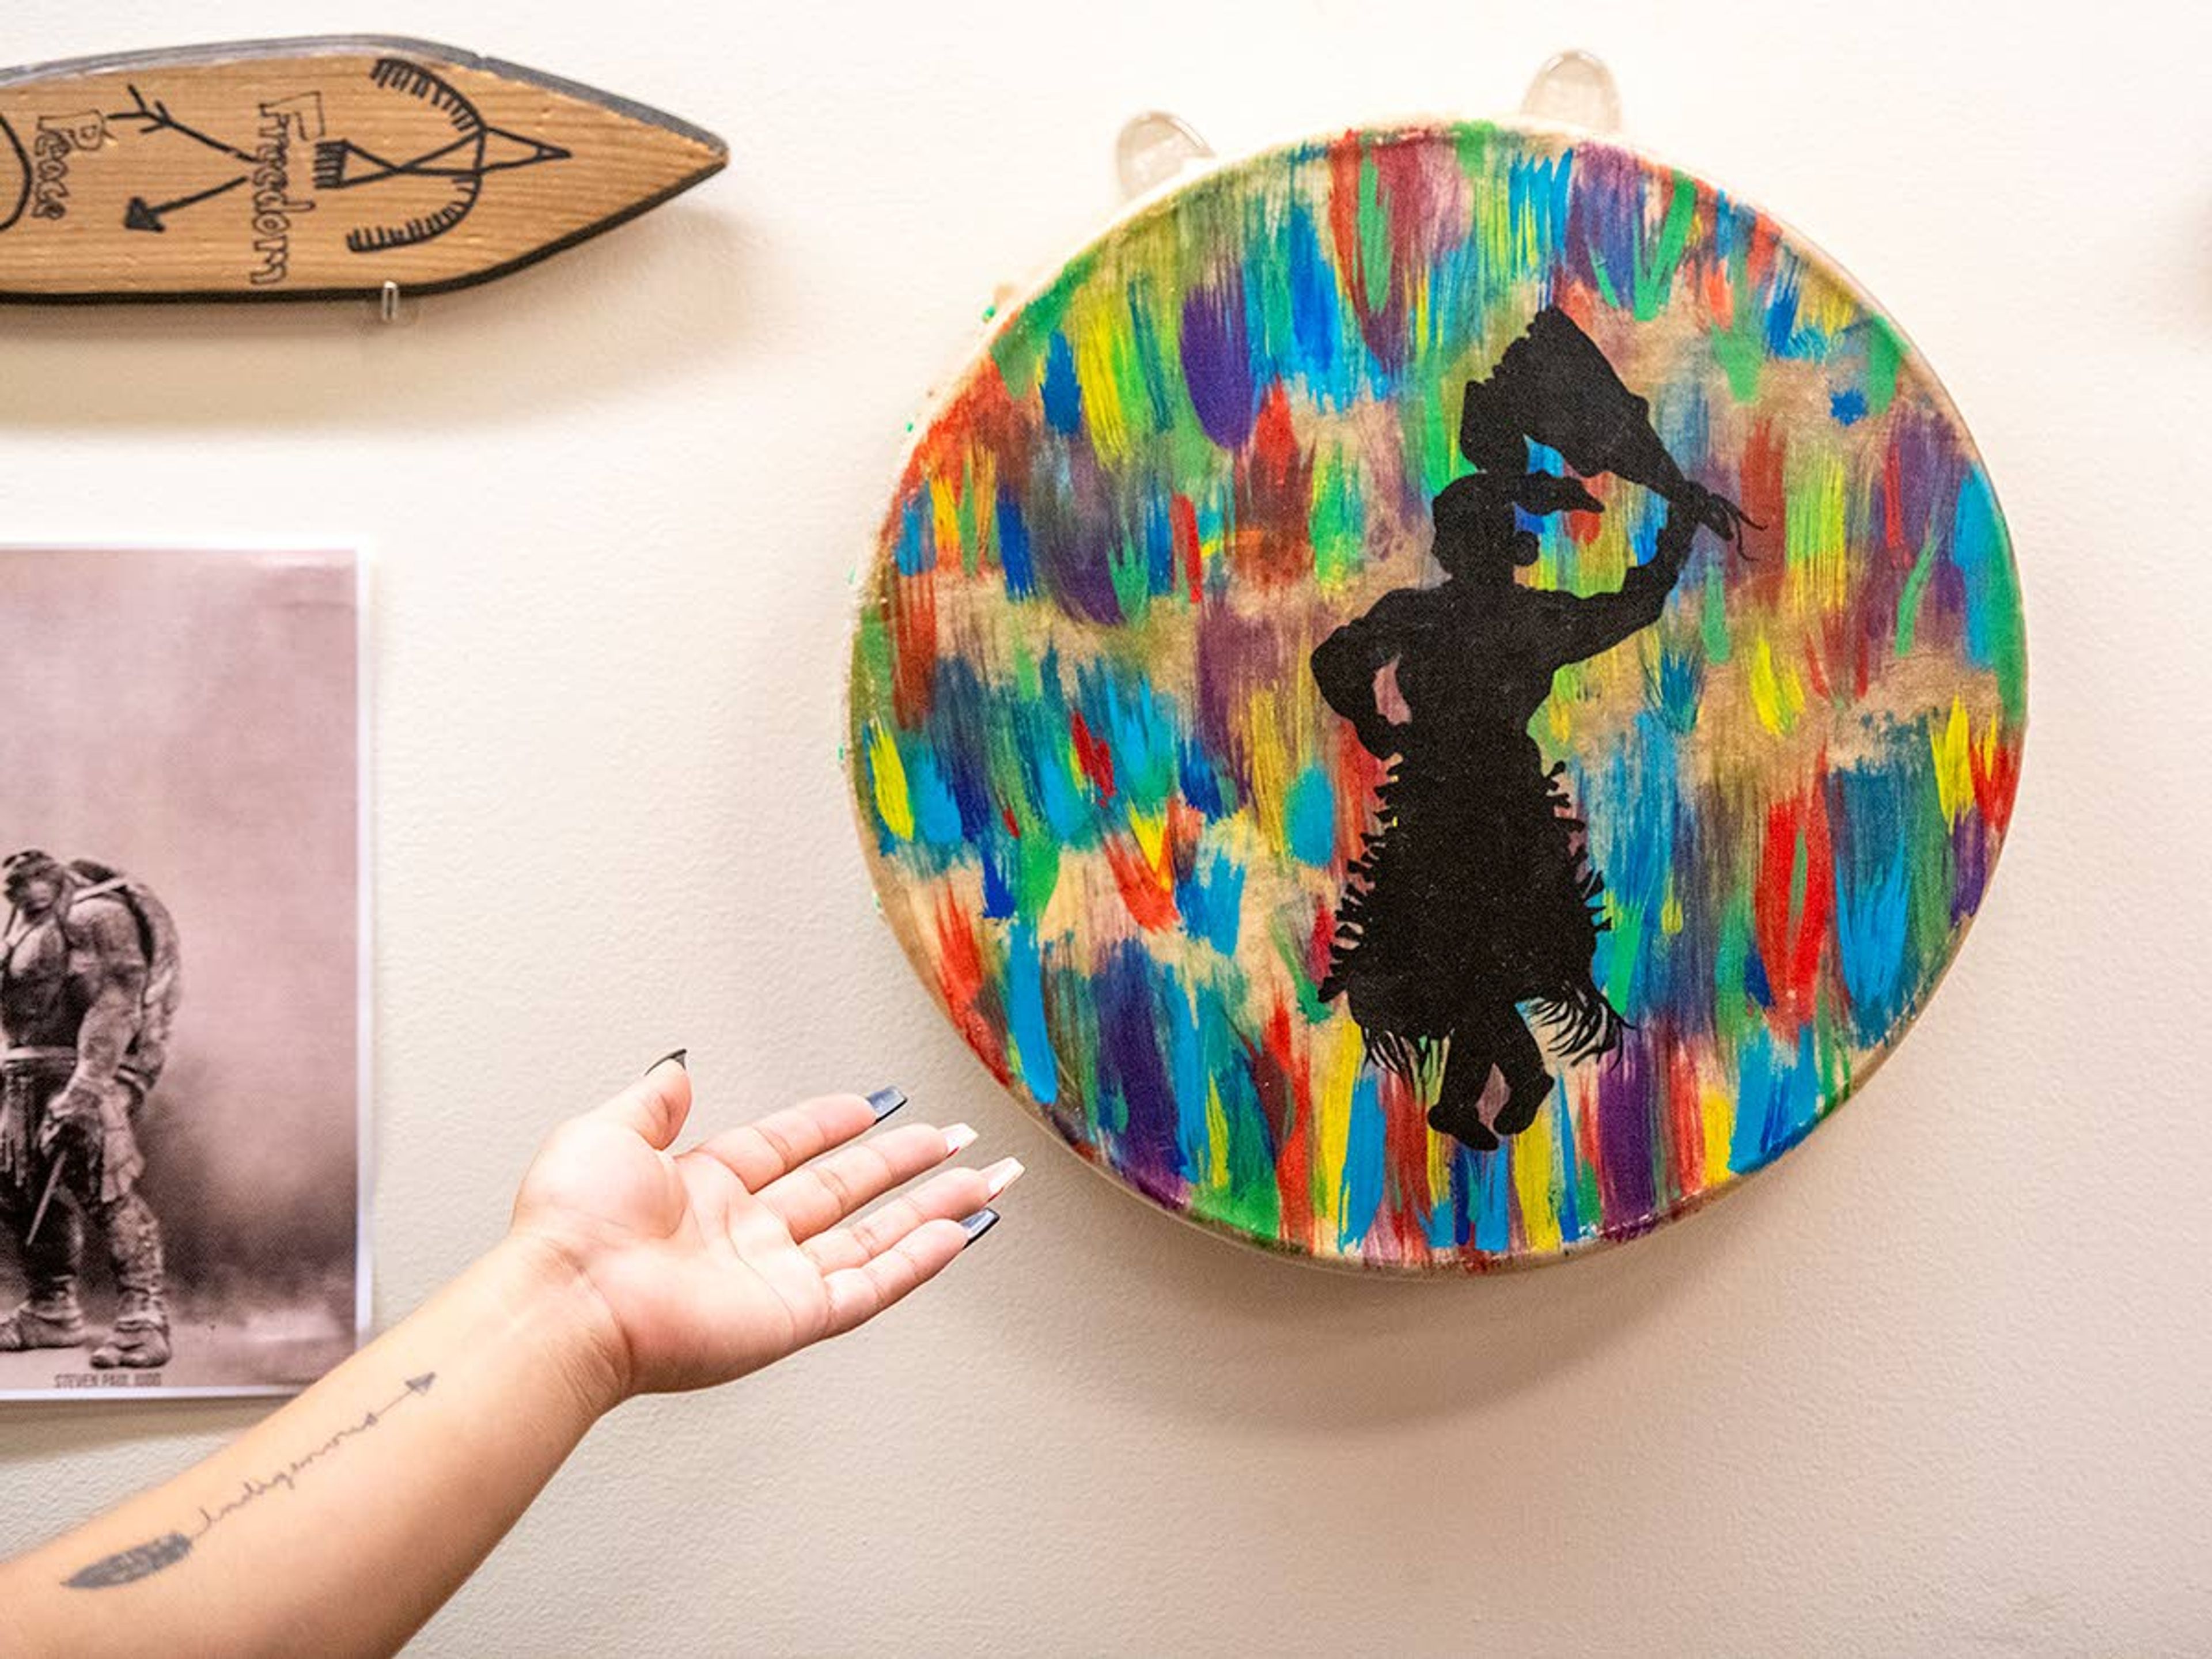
[0,35,728,302]
[123,175,247,232]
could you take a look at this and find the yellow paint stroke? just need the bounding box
[1427,1112,1454,1203]
[1749,635,1805,736]
[1203,1078,1231,1194]
[1699,1086,1735,1190]
[1932,695,1974,828]
[866,723,914,840]
[1511,1102,1563,1253]
[1407,278,1434,370]
[965,448,997,569]
[1313,1021,1363,1237]
[1068,285,1134,465]
[1798,278,1862,339]
[1976,709,2008,790]
[1128,805,1168,871]
[1543,662,1583,747]
[1784,447,1849,616]
[1245,689,1293,854]
[929,473,962,569]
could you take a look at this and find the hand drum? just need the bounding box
[847,120,2025,1272]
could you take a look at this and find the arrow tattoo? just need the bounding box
[60,1373,439,1590]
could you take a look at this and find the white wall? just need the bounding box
[2,1,2206,1652]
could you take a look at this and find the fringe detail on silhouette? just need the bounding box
[1320,750,1624,1086]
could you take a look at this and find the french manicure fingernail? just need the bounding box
[958,1207,1001,1246]
[866,1086,907,1122]
[944,1123,978,1155]
[983,1156,1024,1198]
[645,1048,688,1076]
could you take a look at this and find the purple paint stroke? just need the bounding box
[1180,274,1259,451]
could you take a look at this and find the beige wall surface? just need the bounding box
[1,1,2205,1653]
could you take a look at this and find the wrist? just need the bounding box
[484,1233,633,1422]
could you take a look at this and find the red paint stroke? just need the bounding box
[1570,1075,1603,1207]
[1552,281,1604,340]
[1172,493,1203,603]
[1882,440,1906,556]
[1565,491,1608,546]
[1327,135,1396,369]
[1755,776,1836,1031]
[1101,797,1201,934]
[1971,736,2022,835]
[1262,997,1316,1251]
[1306,899,1336,986]
[1230,384,1314,586]
[1744,210,1780,290]
[1103,834,1179,932]
[1802,627,1835,703]
[1739,419,1788,584]
[1380,1069,1436,1253]
[889,565,937,727]
[1699,257,1732,329]
[1165,794,1204,886]
[1662,1026,1705,1202]
[1070,712,1116,801]
[910,360,1025,490]
[932,896,1009,1084]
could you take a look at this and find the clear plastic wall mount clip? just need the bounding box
[1518,50,1623,134]
[1115,112,1214,201]
[370,278,421,328]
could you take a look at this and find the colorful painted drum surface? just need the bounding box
[847,122,2024,1270]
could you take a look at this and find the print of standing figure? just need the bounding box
[1312,308,1751,1151]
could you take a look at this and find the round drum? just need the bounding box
[847,120,2025,1271]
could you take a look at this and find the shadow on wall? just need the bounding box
[967,1113,1813,1434]
[0,203,755,434]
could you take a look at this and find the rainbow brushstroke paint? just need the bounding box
[848,122,2025,1270]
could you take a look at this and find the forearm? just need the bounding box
[66,990,136,1093]
[0,1236,621,1658]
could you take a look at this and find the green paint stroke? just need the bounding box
[1866,316,1904,418]
[989,248,1095,396]
[1701,559,1733,663]
[1357,146,1393,316]
[1713,882,1758,1052]
[1633,172,1699,322]
[1895,532,1941,657]
[1309,448,1365,590]
[1108,537,1150,623]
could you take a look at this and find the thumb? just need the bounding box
[593,1050,692,1150]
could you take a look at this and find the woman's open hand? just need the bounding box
[507,1058,1020,1403]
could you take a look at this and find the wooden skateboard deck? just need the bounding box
[0,36,726,301]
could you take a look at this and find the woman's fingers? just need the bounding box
[750,1122,976,1243]
[803,1157,1022,1275]
[590,1054,695,1150]
[818,1215,991,1339]
[688,1089,904,1190]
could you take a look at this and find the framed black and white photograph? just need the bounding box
[0,546,366,1399]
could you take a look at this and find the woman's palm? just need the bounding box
[510,1065,1009,1396]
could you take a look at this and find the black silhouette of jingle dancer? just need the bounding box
[1311,308,1748,1152]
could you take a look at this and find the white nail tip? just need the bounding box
[944,1124,979,1154]
[985,1158,1025,1196]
